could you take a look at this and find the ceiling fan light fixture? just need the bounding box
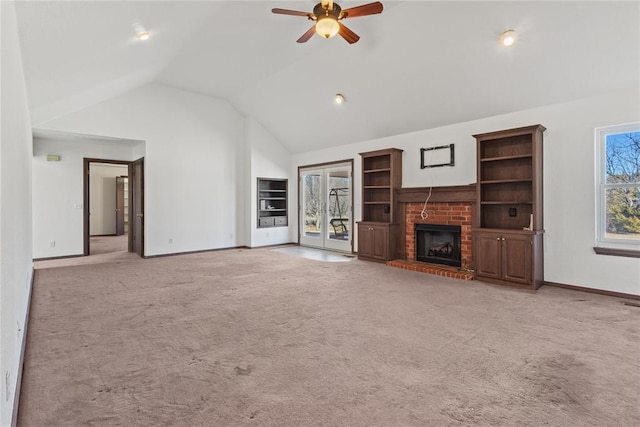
[315,16,340,39]
[499,29,517,47]
[136,31,151,41]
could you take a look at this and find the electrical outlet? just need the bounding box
[168,238,173,244]
[49,240,55,247]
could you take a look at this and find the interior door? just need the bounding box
[115,176,125,236]
[131,158,144,257]
[299,163,352,252]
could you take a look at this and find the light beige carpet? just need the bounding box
[90,234,128,255]
[18,248,640,426]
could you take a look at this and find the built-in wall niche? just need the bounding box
[257,178,288,228]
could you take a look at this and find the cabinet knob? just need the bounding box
[496,237,500,241]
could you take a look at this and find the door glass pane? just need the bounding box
[303,173,322,239]
[327,171,350,242]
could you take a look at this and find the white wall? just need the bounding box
[89,163,128,236]
[292,90,640,296]
[32,138,137,258]
[38,83,246,256]
[245,118,293,247]
[30,74,639,295]
[0,1,34,424]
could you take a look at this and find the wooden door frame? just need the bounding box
[115,175,127,236]
[83,158,135,256]
[131,157,145,257]
[297,158,354,253]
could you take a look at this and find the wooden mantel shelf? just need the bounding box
[396,184,477,204]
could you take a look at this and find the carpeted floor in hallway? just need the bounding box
[89,234,129,255]
[18,247,640,426]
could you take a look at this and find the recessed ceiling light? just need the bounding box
[499,30,517,47]
[335,93,345,104]
[137,31,151,41]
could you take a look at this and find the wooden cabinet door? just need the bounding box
[474,231,501,279]
[502,233,532,285]
[357,223,373,258]
[371,225,388,261]
[358,223,389,261]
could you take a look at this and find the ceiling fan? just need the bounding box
[272,0,383,44]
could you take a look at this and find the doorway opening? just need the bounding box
[299,160,353,253]
[84,157,144,257]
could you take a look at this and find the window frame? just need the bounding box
[594,122,640,257]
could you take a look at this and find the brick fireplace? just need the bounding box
[386,185,476,280]
[405,201,473,267]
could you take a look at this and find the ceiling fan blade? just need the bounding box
[340,2,384,19]
[272,8,314,19]
[338,23,360,44]
[297,25,317,43]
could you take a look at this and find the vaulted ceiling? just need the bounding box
[15,1,640,153]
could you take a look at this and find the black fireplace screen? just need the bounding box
[415,224,461,267]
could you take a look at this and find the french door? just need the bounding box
[299,162,352,252]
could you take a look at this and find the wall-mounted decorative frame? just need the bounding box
[420,143,455,169]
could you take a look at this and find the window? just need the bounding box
[595,123,640,256]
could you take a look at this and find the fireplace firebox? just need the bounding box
[415,224,462,267]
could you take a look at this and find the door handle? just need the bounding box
[136,213,144,218]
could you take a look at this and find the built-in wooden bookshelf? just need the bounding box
[358,148,403,262]
[473,125,545,289]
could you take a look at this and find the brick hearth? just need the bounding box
[385,185,476,279]
[386,259,474,280]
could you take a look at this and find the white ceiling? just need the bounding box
[15,1,640,153]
